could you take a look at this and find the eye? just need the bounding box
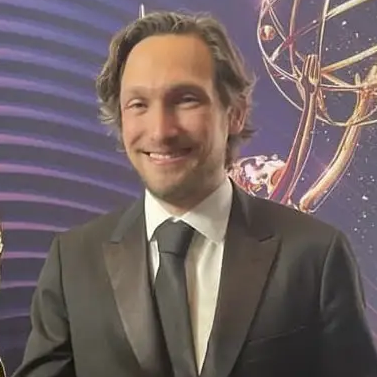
[123,99,148,113]
[181,94,197,102]
[176,94,200,108]
[128,100,146,109]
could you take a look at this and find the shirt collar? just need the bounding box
[145,178,233,243]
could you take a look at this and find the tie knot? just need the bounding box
[155,220,194,258]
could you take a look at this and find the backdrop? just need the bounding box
[1,0,377,374]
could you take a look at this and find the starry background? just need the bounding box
[0,0,376,373]
[249,0,377,340]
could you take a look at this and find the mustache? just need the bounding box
[141,135,195,150]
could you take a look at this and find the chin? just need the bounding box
[146,178,196,202]
[148,184,183,201]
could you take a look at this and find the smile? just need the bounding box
[144,149,192,164]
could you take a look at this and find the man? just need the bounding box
[13,10,377,377]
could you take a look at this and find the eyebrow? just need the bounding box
[121,82,208,99]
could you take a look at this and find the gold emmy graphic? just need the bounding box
[0,224,5,377]
[230,0,377,213]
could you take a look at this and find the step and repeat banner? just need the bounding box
[1,0,377,373]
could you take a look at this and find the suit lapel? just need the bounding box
[201,187,281,377]
[102,198,169,377]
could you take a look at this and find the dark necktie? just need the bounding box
[154,220,198,377]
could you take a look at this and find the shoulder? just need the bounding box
[240,193,353,275]
[239,190,341,248]
[57,199,140,246]
[257,196,335,231]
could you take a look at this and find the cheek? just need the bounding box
[208,113,229,145]
[178,109,224,140]
[121,114,140,149]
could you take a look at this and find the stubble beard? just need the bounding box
[141,154,225,210]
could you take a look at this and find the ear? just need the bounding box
[228,98,248,135]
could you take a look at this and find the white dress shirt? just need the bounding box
[144,178,233,372]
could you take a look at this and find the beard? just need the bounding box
[139,148,226,209]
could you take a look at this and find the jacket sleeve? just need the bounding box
[319,230,377,377]
[12,236,75,377]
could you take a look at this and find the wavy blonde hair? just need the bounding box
[96,11,255,168]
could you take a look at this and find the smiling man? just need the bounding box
[13,11,377,377]
[119,32,242,214]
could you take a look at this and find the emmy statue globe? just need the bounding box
[230,0,377,213]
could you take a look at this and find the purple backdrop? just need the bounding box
[0,0,376,374]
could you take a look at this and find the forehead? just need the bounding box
[120,34,215,92]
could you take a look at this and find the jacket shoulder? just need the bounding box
[243,192,339,240]
[58,204,135,245]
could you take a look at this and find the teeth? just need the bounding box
[149,152,184,160]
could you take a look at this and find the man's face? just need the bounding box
[120,34,242,208]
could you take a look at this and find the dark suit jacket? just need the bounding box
[12,186,377,377]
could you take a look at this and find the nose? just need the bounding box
[149,103,179,141]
